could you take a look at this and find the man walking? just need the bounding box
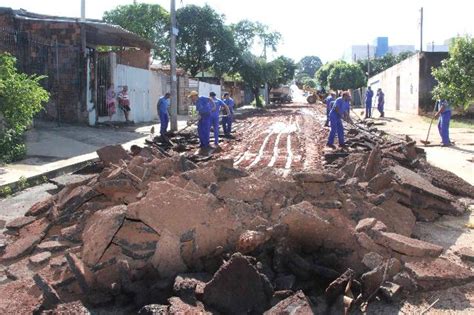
[222,93,235,137]
[157,92,171,137]
[188,91,215,151]
[435,99,452,146]
[365,86,374,118]
[376,88,385,117]
[327,91,351,149]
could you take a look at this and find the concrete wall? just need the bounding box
[418,52,449,113]
[369,54,420,114]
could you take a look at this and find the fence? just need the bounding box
[0,28,83,123]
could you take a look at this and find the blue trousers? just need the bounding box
[438,110,451,145]
[365,102,372,118]
[198,114,211,148]
[159,112,169,136]
[210,114,220,145]
[327,114,344,145]
[222,115,232,135]
[377,102,384,115]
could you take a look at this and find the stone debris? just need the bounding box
[0,139,472,314]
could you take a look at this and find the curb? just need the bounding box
[0,157,99,197]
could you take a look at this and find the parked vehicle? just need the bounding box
[270,86,293,104]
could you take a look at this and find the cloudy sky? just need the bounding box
[2,0,472,62]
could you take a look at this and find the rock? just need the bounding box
[372,220,388,232]
[168,296,209,314]
[174,273,212,298]
[370,197,416,236]
[95,179,138,202]
[293,172,336,183]
[181,167,217,188]
[25,196,54,217]
[138,304,169,315]
[372,231,443,257]
[325,268,355,304]
[368,172,393,193]
[411,207,441,222]
[29,251,52,266]
[60,224,82,243]
[264,290,313,315]
[362,252,384,270]
[55,185,101,222]
[111,219,159,260]
[216,176,271,202]
[150,229,187,278]
[37,241,68,252]
[96,145,129,166]
[46,301,91,315]
[65,252,95,293]
[274,274,296,291]
[214,165,248,182]
[361,265,384,297]
[0,219,5,229]
[236,230,270,254]
[81,205,127,266]
[0,279,43,314]
[203,253,273,314]
[379,281,402,302]
[364,145,381,181]
[33,274,62,308]
[355,218,377,233]
[392,272,417,292]
[405,257,474,291]
[5,216,36,230]
[1,218,50,261]
[456,247,474,262]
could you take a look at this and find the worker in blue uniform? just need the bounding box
[365,86,374,118]
[376,88,385,117]
[188,91,215,149]
[435,99,452,146]
[324,91,336,127]
[209,92,227,146]
[157,92,171,137]
[327,91,351,149]
[222,93,235,137]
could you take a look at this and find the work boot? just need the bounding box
[326,144,336,149]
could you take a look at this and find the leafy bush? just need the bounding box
[0,53,49,163]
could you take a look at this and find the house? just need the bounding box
[368,52,448,115]
[0,7,161,125]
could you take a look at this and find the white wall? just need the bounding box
[369,54,420,114]
[198,81,221,98]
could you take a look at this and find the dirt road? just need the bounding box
[220,103,329,175]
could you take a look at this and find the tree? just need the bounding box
[298,56,323,78]
[103,3,170,61]
[357,51,416,79]
[238,53,268,107]
[231,20,281,57]
[327,61,366,91]
[316,60,345,90]
[268,56,297,88]
[0,53,49,163]
[432,36,474,110]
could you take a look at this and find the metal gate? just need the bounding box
[96,53,111,117]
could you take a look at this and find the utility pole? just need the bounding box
[432,40,435,52]
[263,38,269,106]
[81,0,85,21]
[367,43,370,77]
[170,0,178,131]
[420,7,423,52]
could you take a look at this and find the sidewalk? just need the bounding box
[0,117,189,191]
[358,109,474,185]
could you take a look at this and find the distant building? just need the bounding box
[368,52,448,115]
[426,43,449,52]
[374,37,389,58]
[343,37,415,62]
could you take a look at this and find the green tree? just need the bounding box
[103,3,170,61]
[268,56,297,88]
[327,61,366,91]
[231,19,281,57]
[432,36,474,110]
[238,53,269,107]
[0,53,49,163]
[298,56,323,78]
[316,60,345,89]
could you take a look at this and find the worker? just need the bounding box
[157,92,171,137]
[188,91,216,150]
[222,93,235,137]
[117,85,131,122]
[327,91,350,149]
[324,91,336,127]
[342,91,352,123]
[435,99,452,146]
[209,92,227,146]
[376,88,385,117]
[365,86,374,118]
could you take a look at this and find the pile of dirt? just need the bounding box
[0,138,473,314]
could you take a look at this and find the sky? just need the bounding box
[2,0,473,63]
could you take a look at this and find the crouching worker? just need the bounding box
[327,91,351,149]
[188,91,215,151]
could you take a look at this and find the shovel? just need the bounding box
[420,102,438,146]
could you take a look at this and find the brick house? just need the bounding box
[0,7,152,124]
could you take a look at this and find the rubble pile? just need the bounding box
[0,136,473,314]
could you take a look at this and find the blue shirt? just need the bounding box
[196,96,212,115]
[436,99,451,112]
[325,95,334,107]
[224,97,235,114]
[377,92,385,104]
[330,97,345,118]
[158,96,170,114]
[365,89,374,104]
[211,97,225,117]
